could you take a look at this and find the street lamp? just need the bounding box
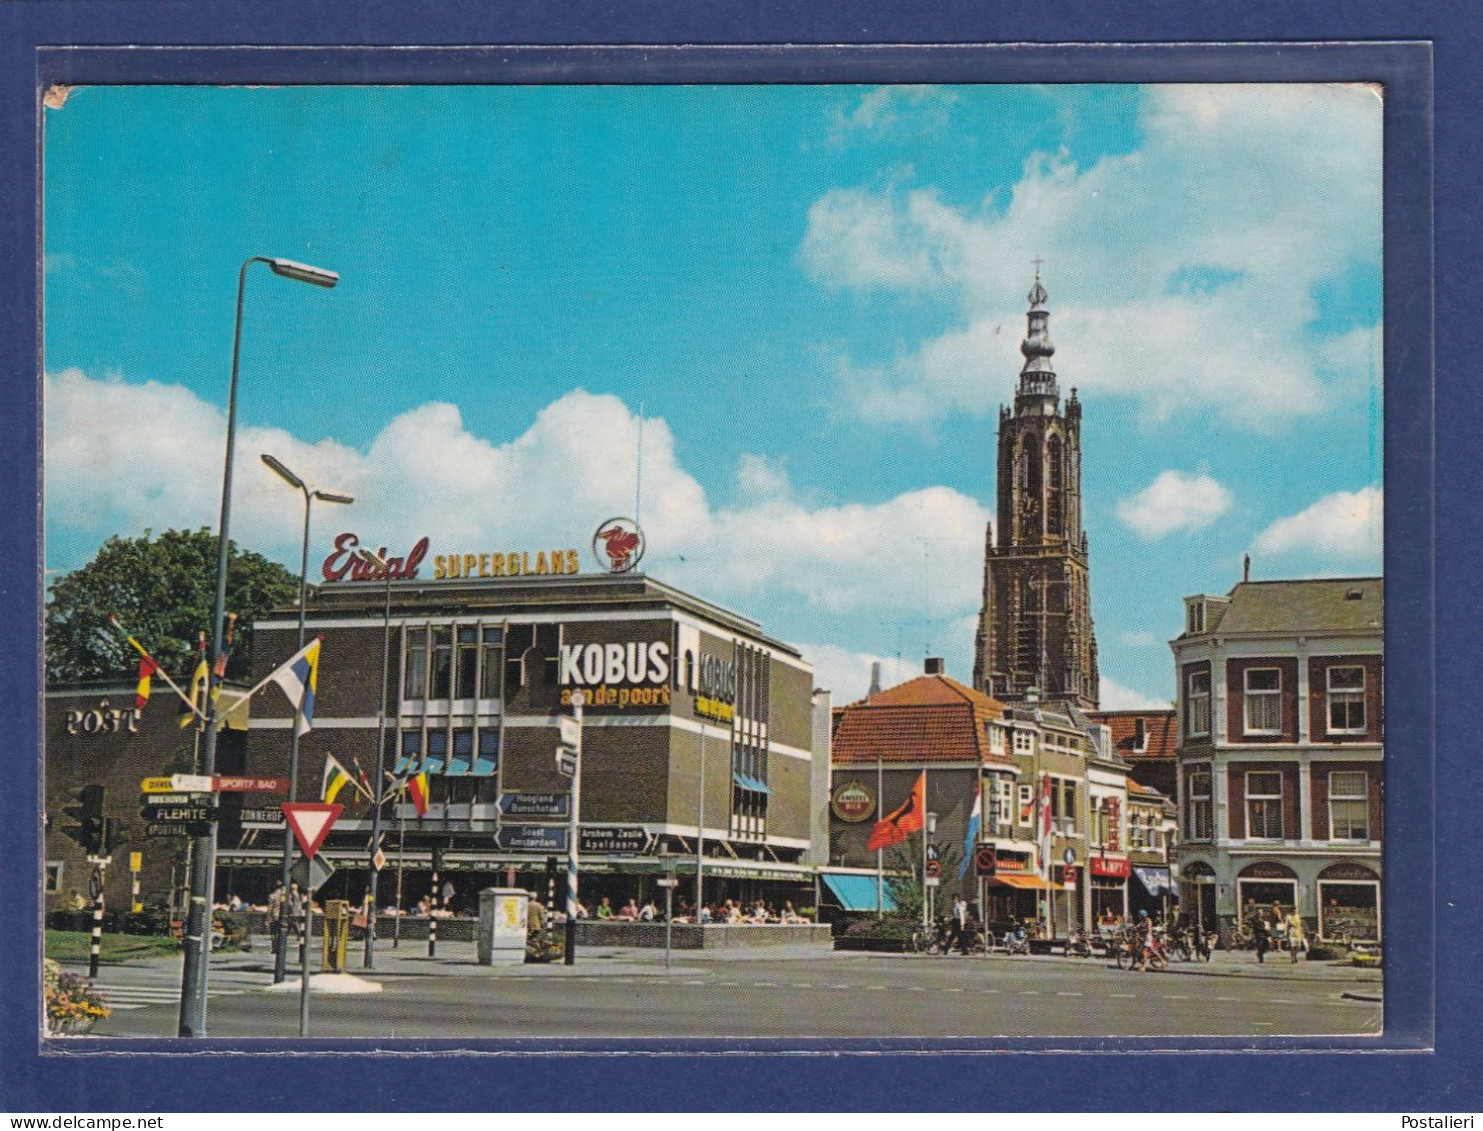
[178,255,337,1039]
[354,546,395,969]
[261,452,353,983]
[924,811,938,930]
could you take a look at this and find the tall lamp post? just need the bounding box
[355,547,396,968]
[261,453,352,983]
[178,255,338,1039]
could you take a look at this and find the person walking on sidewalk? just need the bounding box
[1250,908,1271,964]
[1286,908,1306,963]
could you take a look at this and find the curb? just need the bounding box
[1342,991,1384,1002]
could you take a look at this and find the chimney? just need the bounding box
[1243,554,1251,583]
[868,662,882,698]
[924,657,945,676]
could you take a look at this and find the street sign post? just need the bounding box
[975,845,997,877]
[171,774,215,792]
[141,777,177,794]
[578,826,654,854]
[494,825,569,853]
[290,854,336,894]
[497,792,570,818]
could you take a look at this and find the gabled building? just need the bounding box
[1172,577,1384,943]
[1088,708,1178,802]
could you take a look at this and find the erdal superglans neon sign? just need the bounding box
[321,532,579,583]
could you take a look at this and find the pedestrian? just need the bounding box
[1286,908,1305,963]
[1251,909,1270,964]
[441,878,456,914]
[949,894,968,953]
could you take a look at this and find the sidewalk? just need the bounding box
[918,947,1384,985]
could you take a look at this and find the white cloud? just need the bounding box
[45,370,990,627]
[1116,471,1233,538]
[798,643,895,705]
[801,84,1382,431]
[829,86,958,144]
[1099,674,1170,711]
[1252,485,1382,560]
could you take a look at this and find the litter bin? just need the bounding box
[322,899,351,972]
[477,888,528,965]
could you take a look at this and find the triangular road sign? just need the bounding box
[282,802,343,860]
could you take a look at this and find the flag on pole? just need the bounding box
[322,753,368,805]
[253,637,321,736]
[350,754,374,800]
[957,780,982,880]
[1039,772,1054,870]
[134,656,160,710]
[179,633,208,728]
[866,769,925,852]
[407,770,430,817]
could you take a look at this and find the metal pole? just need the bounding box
[364,564,393,968]
[274,486,312,984]
[875,754,883,919]
[393,809,405,948]
[88,864,104,980]
[298,887,311,1038]
[428,853,439,958]
[179,255,263,1038]
[563,691,584,965]
[695,721,706,916]
[664,879,673,971]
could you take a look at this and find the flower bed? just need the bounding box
[44,959,110,1036]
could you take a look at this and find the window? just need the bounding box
[480,627,504,699]
[989,725,1006,755]
[1186,670,1211,738]
[1057,781,1077,833]
[1245,771,1284,839]
[1017,784,1033,825]
[1243,668,1282,734]
[1327,666,1366,734]
[429,627,453,699]
[453,627,479,699]
[1129,812,1144,849]
[45,861,63,894]
[403,627,428,699]
[1013,730,1034,755]
[1329,771,1369,840]
[998,780,1013,828]
[1186,766,1213,840]
[1187,602,1205,635]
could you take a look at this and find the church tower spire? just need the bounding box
[972,267,1099,709]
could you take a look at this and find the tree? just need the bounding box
[45,528,300,684]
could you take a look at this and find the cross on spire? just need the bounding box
[1032,254,1044,277]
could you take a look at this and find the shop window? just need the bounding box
[1186,670,1210,738]
[45,861,63,894]
[1186,766,1212,840]
[403,627,428,699]
[1329,771,1369,840]
[1245,771,1284,839]
[1327,666,1366,734]
[1243,668,1281,734]
[429,628,453,700]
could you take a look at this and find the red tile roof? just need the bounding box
[832,675,1014,765]
[1088,709,1178,760]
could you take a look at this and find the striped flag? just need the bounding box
[134,656,160,710]
[957,781,982,880]
[253,637,321,737]
[407,770,430,817]
[322,753,369,805]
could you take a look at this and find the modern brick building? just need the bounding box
[1172,577,1384,942]
[222,560,826,915]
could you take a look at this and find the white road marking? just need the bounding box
[1216,996,1240,1002]
[1163,995,1190,1001]
[1110,993,1135,999]
[1057,992,1083,997]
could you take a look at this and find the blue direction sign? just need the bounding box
[497,792,570,818]
[494,825,569,852]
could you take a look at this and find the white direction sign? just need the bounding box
[171,774,214,792]
[558,716,581,747]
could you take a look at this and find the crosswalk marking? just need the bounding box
[92,983,247,1011]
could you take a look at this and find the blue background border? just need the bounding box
[1,2,1470,1112]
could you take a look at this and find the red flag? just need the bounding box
[134,656,160,710]
[408,771,430,817]
[866,770,926,852]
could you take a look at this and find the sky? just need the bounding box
[42,83,1384,708]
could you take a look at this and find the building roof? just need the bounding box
[1088,709,1179,761]
[1127,776,1175,806]
[832,674,1014,766]
[1193,577,1383,638]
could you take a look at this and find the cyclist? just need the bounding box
[1135,909,1156,973]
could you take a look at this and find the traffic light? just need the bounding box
[60,784,105,855]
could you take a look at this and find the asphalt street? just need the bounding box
[70,938,1382,1043]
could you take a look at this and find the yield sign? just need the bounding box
[281,802,343,860]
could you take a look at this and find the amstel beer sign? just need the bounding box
[831,780,876,823]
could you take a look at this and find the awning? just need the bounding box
[1133,865,1174,896]
[987,874,1063,891]
[820,872,897,912]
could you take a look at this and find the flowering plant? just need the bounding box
[44,958,110,1034]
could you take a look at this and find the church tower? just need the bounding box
[972,271,1099,709]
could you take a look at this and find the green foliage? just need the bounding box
[45,528,300,683]
[881,833,964,924]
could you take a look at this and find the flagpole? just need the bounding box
[875,754,883,920]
